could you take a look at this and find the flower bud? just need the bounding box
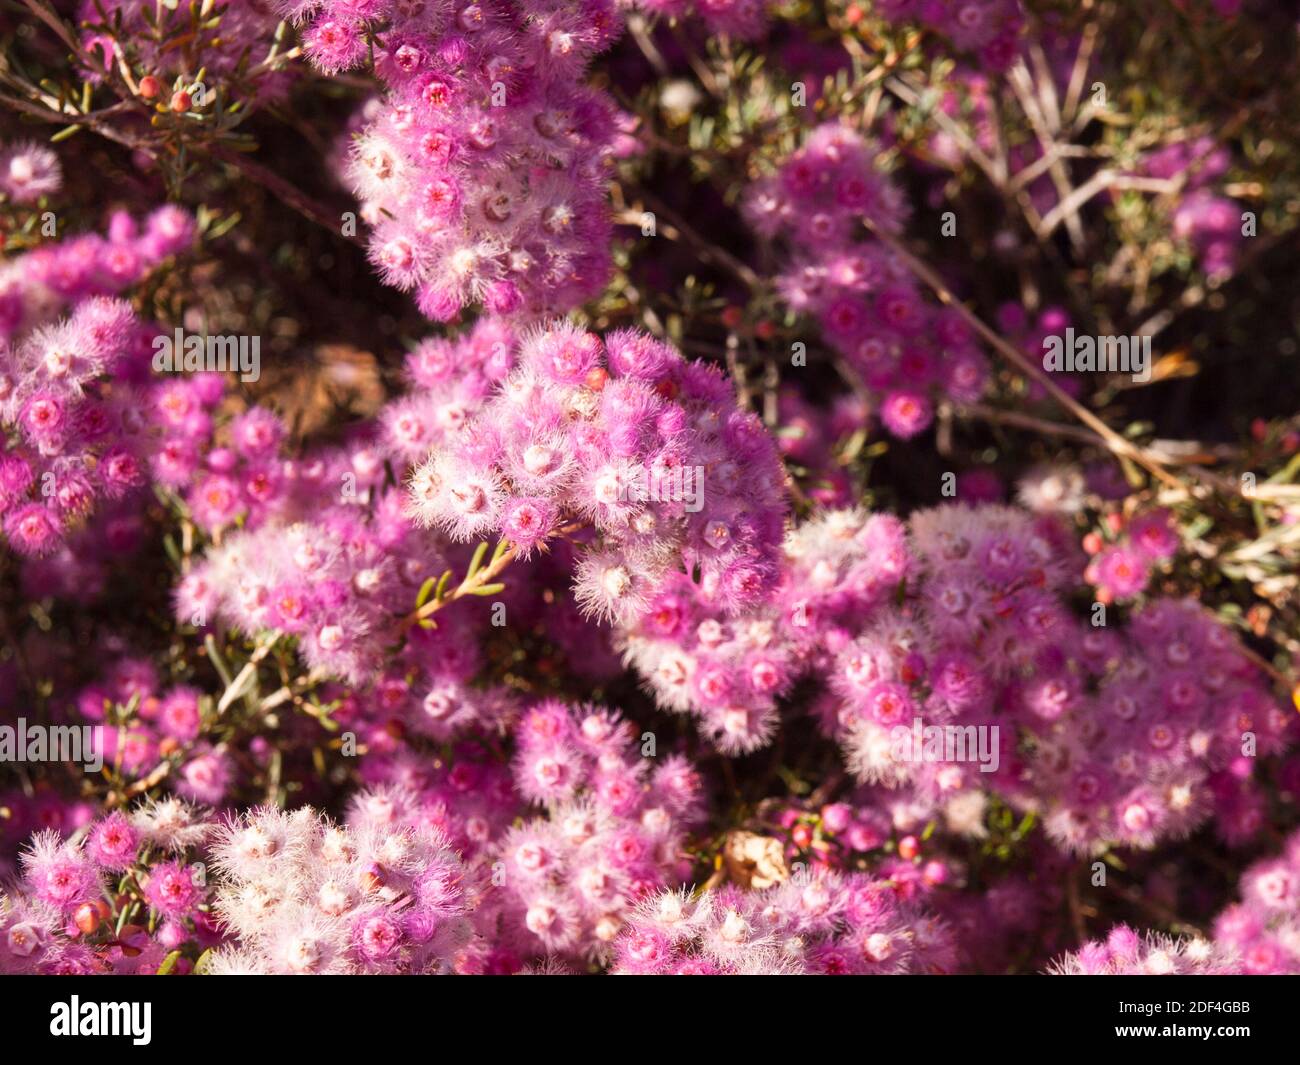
[73,901,102,935]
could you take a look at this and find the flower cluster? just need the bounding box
[621,507,909,752]
[473,699,702,962]
[206,807,471,974]
[612,868,957,974]
[1,298,154,557]
[831,506,1291,855]
[1046,924,1238,975]
[179,494,461,682]
[826,504,1068,812]
[625,502,1292,855]
[2,0,1296,986]
[346,747,519,871]
[153,323,520,546]
[0,207,195,339]
[1212,830,1300,974]
[285,0,622,319]
[623,571,801,752]
[0,204,196,564]
[407,323,789,625]
[746,124,990,438]
[2,805,213,976]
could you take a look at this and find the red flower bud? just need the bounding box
[74,901,102,935]
[653,377,678,401]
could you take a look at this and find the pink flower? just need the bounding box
[0,142,62,203]
[4,503,62,556]
[1088,545,1151,601]
[144,861,202,918]
[86,812,140,870]
[879,391,934,439]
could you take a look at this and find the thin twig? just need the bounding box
[627,188,761,289]
[209,146,364,246]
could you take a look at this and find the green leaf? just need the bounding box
[204,634,235,689]
[162,533,181,568]
[434,568,453,600]
[157,950,183,975]
[468,582,505,596]
[465,541,490,581]
[206,211,242,240]
[416,576,437,608]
